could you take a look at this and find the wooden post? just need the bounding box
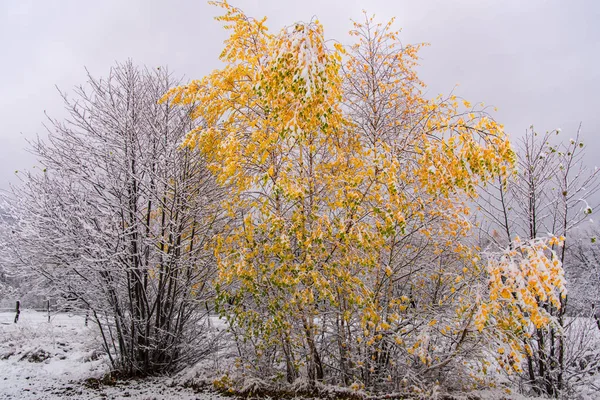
[14,300,20,324]
[47,299,50,323]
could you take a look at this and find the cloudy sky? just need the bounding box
[1,0,599,190]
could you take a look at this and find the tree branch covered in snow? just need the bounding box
[1,61,225,376]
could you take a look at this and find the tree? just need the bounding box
[2,61,224,376]
[0,206,17,300]
[568,227,600,314]
[476,126,600,396]
[163,2,517,391]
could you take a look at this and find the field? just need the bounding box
[1,310,599,399]
[0,310,227,400]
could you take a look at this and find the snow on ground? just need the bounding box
[565,317,600,399]
[0,310,227,399]
[1,310,598,399]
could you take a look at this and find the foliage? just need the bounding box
[476,237,566,375]
[163,1,517,390]
[1,2,586,396]
[476,127,600,396]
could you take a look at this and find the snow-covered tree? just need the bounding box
[567,227,600,314]
[0,206,17,300]
[476,126,600,396]
[2,61,224,376]
[163,2,518,392]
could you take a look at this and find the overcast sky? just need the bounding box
[1,0,599,190]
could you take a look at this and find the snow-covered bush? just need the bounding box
[1,62,224,376]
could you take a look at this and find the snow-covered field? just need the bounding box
[0,310,227,399]
[1,310,599,399]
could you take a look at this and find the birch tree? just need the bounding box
[163,2,518,391]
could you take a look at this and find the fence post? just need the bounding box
[47,300,50,323]
[14,300,20,324]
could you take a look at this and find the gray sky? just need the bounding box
[1,0,599,190]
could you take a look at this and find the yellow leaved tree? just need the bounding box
[162,1,521,391]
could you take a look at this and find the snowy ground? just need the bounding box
[1,310,598,399]
[0,310,227,399]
